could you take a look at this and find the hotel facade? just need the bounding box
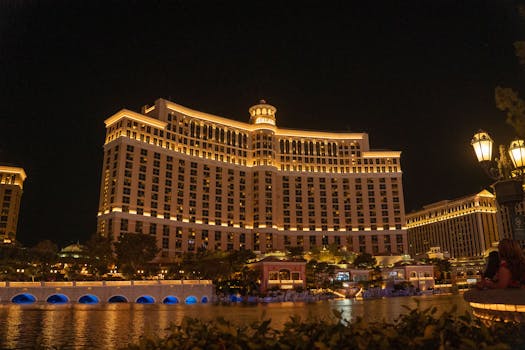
[406,190,500,258]
[0,166,27,243]
[97,99,407,259]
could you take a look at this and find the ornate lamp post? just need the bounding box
[471,130,525,240]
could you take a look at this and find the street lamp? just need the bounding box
[471,130,525,240]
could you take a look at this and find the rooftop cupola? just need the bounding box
[249,100,277,126]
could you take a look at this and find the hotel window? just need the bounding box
[120,219,128,231]
[149,223,157,235]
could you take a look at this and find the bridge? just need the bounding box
[0,280,214,305]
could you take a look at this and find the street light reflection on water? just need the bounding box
[0,294,469,349]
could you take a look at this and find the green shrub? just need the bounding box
[122,302,525,350]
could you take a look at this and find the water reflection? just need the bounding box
[0,294,470,350]
[3,305,22,349]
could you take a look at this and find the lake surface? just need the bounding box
[0,294,470,350]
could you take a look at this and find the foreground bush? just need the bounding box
[122,303,525,350]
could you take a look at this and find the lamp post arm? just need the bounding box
[497,145,514,179]
[479,160,503,181]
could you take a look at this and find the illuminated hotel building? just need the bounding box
[406,190,500,258]
[97,98,407,259]
[0,166,27,243]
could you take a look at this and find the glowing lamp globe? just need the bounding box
[471,131,493,163]
[508,139,525,169]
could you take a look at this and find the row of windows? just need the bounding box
[101,143,405,229]
[106,113,402,172]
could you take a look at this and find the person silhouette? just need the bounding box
[478,239,525,289]
[483,250,500,280]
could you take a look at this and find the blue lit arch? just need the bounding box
[79,294,100,304]
[136,295,155,304]
[108,295,128,303]
[162,296,179,304]
[230,295,242,302]
[185,296,197,305]
[46,294,69,304]
[12,293,36,304]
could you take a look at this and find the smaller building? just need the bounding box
[412,246,450,262]
[407,190,499,259]
[252,256,306,293]
[449,256,485,288]
[58,243,89,260]
[333,268,371,282]
[382,263,435,291]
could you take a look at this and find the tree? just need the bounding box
[0,243,29,281]
[113,233,159,278]
[428,258,451,283]
[495,4,525,137]
[84,233,114,278]
[352,252,377,269]
[306,259,337,288]
[495,87,525,137]
[285,246,305,259]
[30,240,58,263]
[29,240,58,281]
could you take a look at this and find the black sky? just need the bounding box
[1,0,525,247]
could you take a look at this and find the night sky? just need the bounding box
[1,0,524,247]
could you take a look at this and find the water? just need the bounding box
[0,294,470,350]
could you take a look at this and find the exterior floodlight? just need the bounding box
[508,139,525,169]
[471,131,493,163]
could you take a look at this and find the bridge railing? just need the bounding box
[0,280,213,288]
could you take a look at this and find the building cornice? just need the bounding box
[0,166,27,182]
[105,109,167,129]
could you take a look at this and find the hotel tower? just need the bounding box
[97,99,407,259]
[0,165,27,243]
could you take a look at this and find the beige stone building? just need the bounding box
[97,98,407,259]
[406,190,499,258]
[0,166,27,243]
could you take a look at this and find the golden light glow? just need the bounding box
[363,151,401,158]
[406,190,496,228]
[167,100,252,130]
[0,166,27,181]
[254,117,276,126]
[104,109,167,129]
[471,131,493,162]
[470,302,525,313]
[0,166,27,189]
[103,100,402,176]
[508,139,525,169]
